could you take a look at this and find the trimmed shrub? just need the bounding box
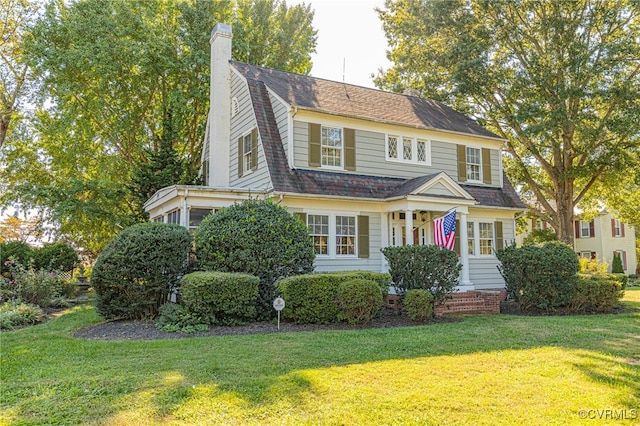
[180,271,259,325]
[277,271,390,324]
[404,289,434,322]
[611,252,624,274]
[92,222,192,320]
[381,245,461,304]
[33,242,78,272]
[571,274,624,313]
[0,301,44,330]
[278,274,341,324]
[337,279,383,325]
[194,199,315,318]
[496,241,579,313]
[522,228,557,246]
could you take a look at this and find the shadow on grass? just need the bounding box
[2,303,639,424]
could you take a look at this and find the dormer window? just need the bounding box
[321,126,343,167]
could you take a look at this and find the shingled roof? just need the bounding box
[232,61,501,140]
[245,77,524,209]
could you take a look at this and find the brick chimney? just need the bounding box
[207,23,232,187]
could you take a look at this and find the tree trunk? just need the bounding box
[555,180,575,247]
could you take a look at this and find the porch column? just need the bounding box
[405,210,414,245]
[380,212,389,272]
[458,212,473,291]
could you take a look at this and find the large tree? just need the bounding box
[376,0,640,245]
[1,0,317,256]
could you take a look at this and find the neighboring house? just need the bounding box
[517,213,637,275]
[144,24,525,293]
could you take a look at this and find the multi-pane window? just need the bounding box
[417,140,427,163]
[243,134,253,172]
[152,216,164,223]
[387,136,398,159]
[613,219,622,237]
[386,135,430,164]
[308,215,329,255]
[167,210,181,225]
[321,126,342,167]
[580,220,590,238]
[336,216,356,255]
[478,222,494,255]
[403,138,412,160]
[467,222,475,255]
[466,147,481,181]
[189,208,214,229]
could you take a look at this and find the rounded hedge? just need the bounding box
[496,241,579,313]
[337,278,383,325]
[194,199,315,318]
[92,222,191,320]
[180,271,259,325]
[403,289,434,322]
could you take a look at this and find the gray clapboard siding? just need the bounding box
[292,121,502,185]
[468,258,505,289]
[229,73,272,189]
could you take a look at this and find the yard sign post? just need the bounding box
[273,297,285,330]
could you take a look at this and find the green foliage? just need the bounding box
[496,242,580,313]
[0,301,44,330]
[277,271,389,324]
[579,257,608,274]
[376,0,640,245]
[91,222,191,320]
[403,289,434,322]
[522,228,557,246]
[155,302,209,333]
[571,274,625,313]
[180,271,259,326]
[0,241,35,267]
[2,0,317,254]
[611,252,624,274]
[194,199,315,318]
[380,245,461,304]
[336,279,383,325]
[32,242,78,271]
[0,258,72,307]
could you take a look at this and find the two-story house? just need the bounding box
[144,24,525,294]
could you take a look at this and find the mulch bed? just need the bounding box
[73,309,460,341]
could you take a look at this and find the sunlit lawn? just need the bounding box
[1,289,639,425]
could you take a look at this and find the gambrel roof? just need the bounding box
[232,61,502,140]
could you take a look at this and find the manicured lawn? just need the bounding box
[1,290,639,425]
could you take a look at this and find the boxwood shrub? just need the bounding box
[381,245,461,304]
[337,279,383,325]
[277,271,390,324]
[194,199,315,319]
[92,222,192,320]
[496,241,579,313]
[403,289,434,322]
[180,271,259,325]
[571,273,625,313]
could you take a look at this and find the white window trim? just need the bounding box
[465,146,483,183]
[613,219,622,237]
[307,212,358,258]
[467,221,496,258]
[580,220,590,238]
[240,130,255,177]
[385,134,431,165]
[320,125,344,170]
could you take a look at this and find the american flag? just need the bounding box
[433,209,456,250]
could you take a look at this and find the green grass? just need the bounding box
[1,290,639,425]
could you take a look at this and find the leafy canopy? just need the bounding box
[377,0,640,244]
